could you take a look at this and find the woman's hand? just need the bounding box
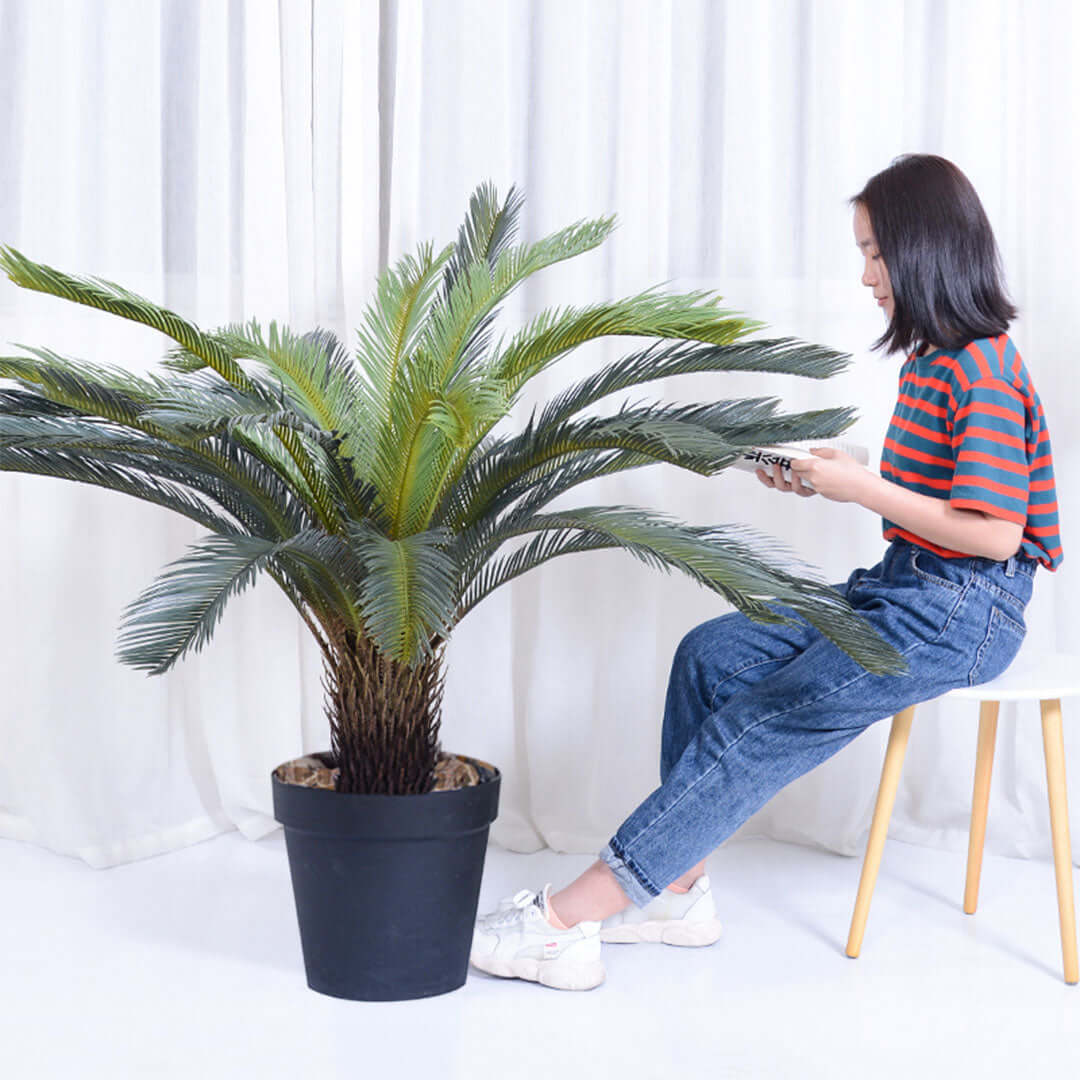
[756,447,871,504]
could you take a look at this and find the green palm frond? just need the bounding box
[0,443,244,536]
[0,246,251,388]
[209,322,372,459]
[0,421,313,539]
[132,366,328,448]
[116,532,312,674]
[0,386,83,417]
[266,531,368,638]
[0,412,158,450]
[145,396,339,452]
[0,332,362,628]
[428,329,847,532]
[454,507,907,677]
[434,182,525,377]
[356,241,456,418]
[348,523,457,667]
[441,181,525,300]
[534,338,851,432]
[491,289,763,398]
[457,526,623,616]
[371,213,616,538]
[167,329,366,531]
[0,349,171,429]
[422,216,616,389]
[445,400,855,535]
[114,528,367,677]
[0,255,346,532]
[421,293,770,516]
[375,363,509,538]
[0,351,318,537]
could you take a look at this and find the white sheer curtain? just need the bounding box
[0,0,1076,869]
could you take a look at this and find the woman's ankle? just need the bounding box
[667,864,706,892]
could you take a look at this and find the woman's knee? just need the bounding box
[674,613,738,663]
[667,614,743,707]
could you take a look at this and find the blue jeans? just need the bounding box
[599,539,1038,908]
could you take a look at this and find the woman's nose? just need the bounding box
[861,263,877,287]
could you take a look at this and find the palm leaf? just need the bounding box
[0,255,341,531]
[0,246,251,388]
[0,444,243,537]
[534,337,851,431]
[441,181,525,300]
[210,322,371,459]
[445,400,856,535]
[422,216,616,391]
[454,506,907,676]
[265,530,368,638]
[490,288,763,398]
[348,523,457,667]
[0,351,320,538]
[116,532,301,674]
[0,349,171,429]
[373,215,617,538]
[355,241,456,418]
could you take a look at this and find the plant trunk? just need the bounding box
[321,623,445,794]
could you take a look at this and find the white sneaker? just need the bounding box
[470,883,605,991]
[599,874,723,946]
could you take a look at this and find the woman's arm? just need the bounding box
[778,448,1025,561]
[854,474,1024,561]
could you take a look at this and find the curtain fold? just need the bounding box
[0,0,1075,870]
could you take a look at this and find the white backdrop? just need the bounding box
[0,0,1076,870]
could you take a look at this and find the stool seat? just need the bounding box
[945,650,1080,702]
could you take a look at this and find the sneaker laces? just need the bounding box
[479,888,542,929]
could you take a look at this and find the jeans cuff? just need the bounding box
[599,839,662,909]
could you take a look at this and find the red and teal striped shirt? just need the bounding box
[879,333,1062,570]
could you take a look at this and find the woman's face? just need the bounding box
[853,202,894,323]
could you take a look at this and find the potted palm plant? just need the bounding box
[0,183,905,1001]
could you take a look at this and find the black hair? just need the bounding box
[849,154,1017,356]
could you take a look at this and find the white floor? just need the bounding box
[2,828,1077,1079]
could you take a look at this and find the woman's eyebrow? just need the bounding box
[856,239,874,249]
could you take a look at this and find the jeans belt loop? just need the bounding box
[1004,554,1017,577]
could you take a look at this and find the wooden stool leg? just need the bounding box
[964,700,1000,914]
[1039,698,1078,985]
[846,705,916,958]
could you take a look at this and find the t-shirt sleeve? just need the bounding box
[948,376,1029,524]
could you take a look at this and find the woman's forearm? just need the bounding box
[854,473,1022,561]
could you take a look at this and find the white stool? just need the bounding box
[845,649,1079,984]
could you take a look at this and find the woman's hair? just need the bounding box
[849,154,1017,356]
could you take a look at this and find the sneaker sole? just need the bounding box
[469,951,606,990]
[598,918,724,946]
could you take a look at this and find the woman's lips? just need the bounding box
[877,297,887,306]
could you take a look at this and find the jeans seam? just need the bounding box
[968,605,1025,685]
[707,656,789,712]
[910,554,965,592]
[929,577,973,643]
[973,577,1029,617]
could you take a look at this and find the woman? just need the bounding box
[469,154,1063,991]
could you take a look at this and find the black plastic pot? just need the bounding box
[272,753,501,1001]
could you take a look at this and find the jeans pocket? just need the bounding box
[910,548,966,592]
[968,605,1027,686]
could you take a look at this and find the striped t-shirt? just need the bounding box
[879,333,1062,570]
